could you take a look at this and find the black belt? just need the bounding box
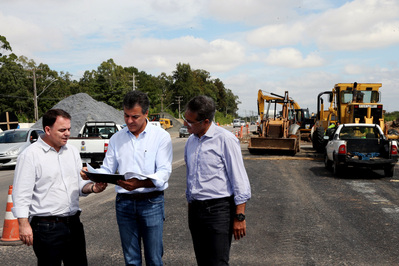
[190,196,234,208]
[118,190,164,201]
[31,211,81,224]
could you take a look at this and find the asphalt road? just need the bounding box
[2,130,399,265]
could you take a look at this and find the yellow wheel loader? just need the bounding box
[311,82,385,152]
[248,90,301,155]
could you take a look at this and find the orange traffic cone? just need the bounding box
[0,185,22,246]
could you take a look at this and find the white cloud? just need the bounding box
[246,23,306,47]
[265,48,325,68]
[310,0,399,50]
[117,36,247,74]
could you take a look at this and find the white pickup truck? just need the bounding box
[68,121,122,166]
[324,123,398,177]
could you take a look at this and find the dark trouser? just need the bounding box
[188,196,235,266]
[30,212,88,266]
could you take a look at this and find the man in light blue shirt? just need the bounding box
[184,95,251,266]
[100,91,172,265]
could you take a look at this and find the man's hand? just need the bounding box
[117,178,155,191]
[117,178,140,191]
[80,167,89,180]
[233,220,246,240]
[93,182,108,193]
[18,218,33,246]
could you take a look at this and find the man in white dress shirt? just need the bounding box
[12,109,107,266]
[99,91,173,265]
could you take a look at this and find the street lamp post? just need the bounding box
[34,78,58,121]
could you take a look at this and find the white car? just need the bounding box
[0,128,44,168]
[233,119,240,128]
[324,123,398,176]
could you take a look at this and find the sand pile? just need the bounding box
[32,93,124,137]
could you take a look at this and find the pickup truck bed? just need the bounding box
[325,124,398,177]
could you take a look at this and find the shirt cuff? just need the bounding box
[11,207,29,218]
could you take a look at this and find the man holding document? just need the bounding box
[95,91,173,265]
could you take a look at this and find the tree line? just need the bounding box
[0,35,239,123]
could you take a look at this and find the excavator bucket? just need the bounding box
[248,137,298,154]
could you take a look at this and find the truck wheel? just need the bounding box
[296,131,300,153]
[312,127,325,153]
[384,165,395,177]
[324,153,332,170]
[333,160,344,176]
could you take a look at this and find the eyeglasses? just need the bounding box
[182,115,203,127]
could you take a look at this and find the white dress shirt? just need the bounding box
[185,122,251,205]
[100,121,173,194]
[12,137,90,218]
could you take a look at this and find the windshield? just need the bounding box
[339,126,381,139]
[0,131,29,143]
[341,90,380,104]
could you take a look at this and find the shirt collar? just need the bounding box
[37,136,67,152]
[126,119,150,138]
[197,121,216,139]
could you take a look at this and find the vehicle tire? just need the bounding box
[384,165,395,177]
[333,159,344,176]
[312,127,325,153]
[179,135,182,138]
[296,131,300,153]
[324,153,332,170]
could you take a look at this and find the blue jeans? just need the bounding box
[116,193,165,266]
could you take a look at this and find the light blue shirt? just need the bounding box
[185,122,251,205]
[12,137,90,218]
[100,121,173,194]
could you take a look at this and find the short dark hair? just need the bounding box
[42,109,71,129]
[123,91,150,114]
[185,95,215,122]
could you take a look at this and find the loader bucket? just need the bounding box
[248,137,297,154]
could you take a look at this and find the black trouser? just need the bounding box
[30,212,88,266]
[188,196,235,266]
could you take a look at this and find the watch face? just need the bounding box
[236,213,245,221]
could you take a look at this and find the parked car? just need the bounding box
[233,119,240,128]
[0,128,44,167]
[324,123,398,177]
[179,126,190,138]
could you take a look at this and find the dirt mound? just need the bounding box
[32,93,124,137]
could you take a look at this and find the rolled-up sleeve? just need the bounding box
[224,137,251,205]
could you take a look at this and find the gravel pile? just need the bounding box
[32,93,125,137]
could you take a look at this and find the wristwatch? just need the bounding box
[235,213,245,221]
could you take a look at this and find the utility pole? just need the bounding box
[32,69,58,122]
[175,96,183,118]
[160,93,165,113]
[131,73,137,91]
[33,69,38,121]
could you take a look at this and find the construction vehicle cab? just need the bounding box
[311,82,384,152]
[248,90,300,155]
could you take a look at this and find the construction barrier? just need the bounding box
[0,185,22,246]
